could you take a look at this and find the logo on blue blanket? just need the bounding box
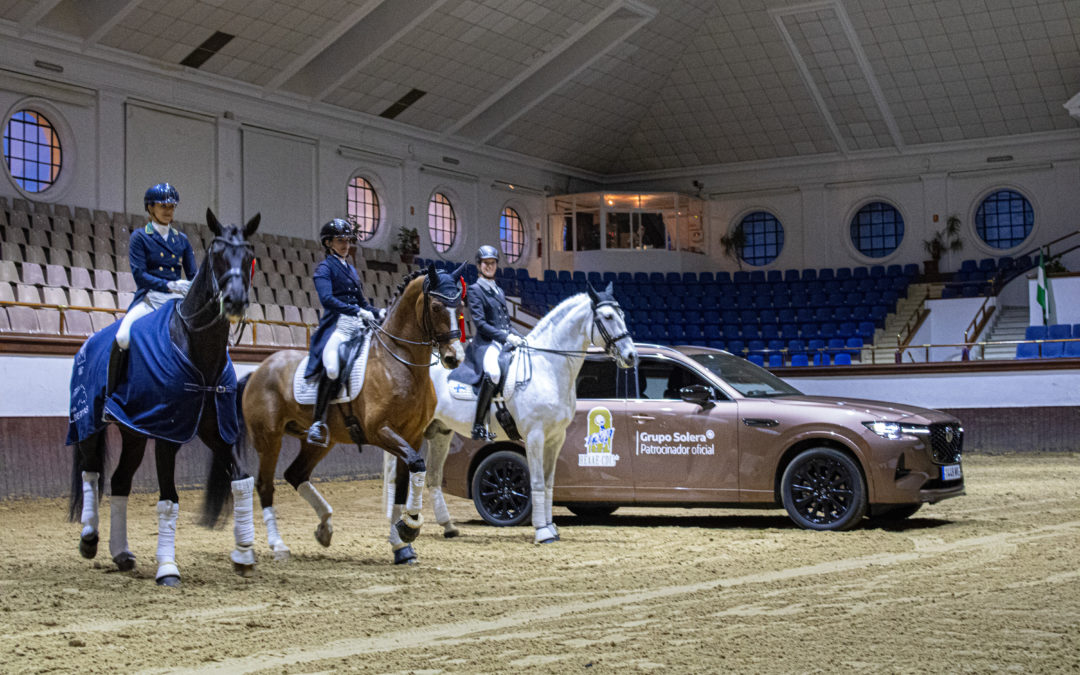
[450,382,474,399]
[71,385,89,423]
[580,406,618,467]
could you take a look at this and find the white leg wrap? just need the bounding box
[530,489,547,530]
[545,485,555,527]
[155,500,180,580]
[431,488,452,525]
[535,524,558,544]
[298,481,332,521]
[405,471,426,515]
[388,504,404,547]
[263,507,287,552]
[230,478,256,566]
[383,454,397,520]
[80,471,99,537]
[109,495,129,558]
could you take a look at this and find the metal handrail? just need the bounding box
[963,296,996,345]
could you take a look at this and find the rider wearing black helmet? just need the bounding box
[303,218,378,446]
[461,245,524,440]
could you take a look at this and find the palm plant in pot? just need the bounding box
[922,215,963,278]
[393,226,420,264]
[720,225,746,270]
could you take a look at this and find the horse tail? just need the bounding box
[67,434,106,522]
[198,372,252,528]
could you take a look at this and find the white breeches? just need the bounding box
[116,290,182,349]
[323,314,363,380]
[483,343,502,381]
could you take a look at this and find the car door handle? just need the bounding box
[631,414,655,421]
[742,418,779,427]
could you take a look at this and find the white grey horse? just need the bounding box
[384,282,637,547]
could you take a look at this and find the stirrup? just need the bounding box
[471,424,495,441]
[306,421,329,447]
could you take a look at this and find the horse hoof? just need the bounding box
[443,528,460,539]
[232,562,256,578]
[272,547,292,562]
[537,537,557,544]
[113,552,136,571]
[393,545,418,565]
[156,575,181,587]
[395,519,420,544]
[314,524,333,548]
[78,533,98,559]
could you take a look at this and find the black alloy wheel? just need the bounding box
[566,504,619,519]
[781,447,867,531]
[471,450,531,527]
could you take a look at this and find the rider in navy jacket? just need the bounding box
[463,245,524,440]
[304,219,377,446]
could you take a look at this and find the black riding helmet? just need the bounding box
[475,245,499,264]
[320,218,356,251]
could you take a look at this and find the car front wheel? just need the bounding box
[471,450,531,527]
[781,447,867,531]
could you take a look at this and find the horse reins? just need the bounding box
[176,236,255,336]
[366,276,463,368]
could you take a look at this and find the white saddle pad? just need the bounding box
[293,337,371,405]
[448,380,478,401]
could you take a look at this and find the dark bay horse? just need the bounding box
[67,209,260,586]
[236,264,465,564]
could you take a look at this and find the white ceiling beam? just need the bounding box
[74,0,144,46]
[447,0,657,145]
[264,0,385,93]
[17,0,65,35]
[278,0,450,101]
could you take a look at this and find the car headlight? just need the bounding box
[863,421,930,440]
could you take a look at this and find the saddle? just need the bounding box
[293,331,371,406]
[447,344,522,441]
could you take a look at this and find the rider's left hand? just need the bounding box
[507,334,525,348]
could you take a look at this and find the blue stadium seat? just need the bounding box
[818,268,834,281]
[838,322,856,339]
[557,270,572,282]
[749,270,765,283]
[784,269,800,281]
[813,307,832,322]
[722,324,741,340]
[835,267,851,280]
[791,354,809,367]
[707,340,725,350]
[665,272,680,284]
[761,324,780,339]
[543,270,557,282]
[1065,340,1080,357]
[997,256,1014,272]
[587,271,602,284]
[572,270,586,284]
[704,325,722,341]
[1015,342,1040,359]
[978,258,996,273]
[1043,341,1065,358]
[684,324,704,343]
[768,353,784,368]
[742,325,761,340]
[833,353,852,366]
[780,324,799,340]
[959,259,977,273]
[903,263,920,277]
[616,272,632,283]
[845,336,863,357]
[808,338,826,354]
[802,269,817,281]
[517,268,533,280]
[1048,324,1071,340]
[833,307,853,322]
[649,272,664,284]
[827,337,845,354]
[715,271,732,284]
[748,354,765,366]
[856,321,876,340]
[1025,326,1048,340]
[800,323,819,338]
[733,271,750,284]
[632,272,647,283]
[886,264,903,277]
[698,271,714,283]
[869,265,885,278]
[1073,324,1080,339]
[767,270,782,283]
[813,351,831,366]
[747,340,766,357]
[727,339,745,356]
[740,309,758,324]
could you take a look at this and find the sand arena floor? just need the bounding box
[0,453,1078,674]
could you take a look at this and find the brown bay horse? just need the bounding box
[236,264,465,564]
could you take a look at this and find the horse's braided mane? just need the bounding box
[386,268,426,311]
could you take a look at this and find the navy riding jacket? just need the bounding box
[458,278,519,385]
[128,223,197,306]
[305,254,376,379]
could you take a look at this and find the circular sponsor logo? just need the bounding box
[705,429,715,440]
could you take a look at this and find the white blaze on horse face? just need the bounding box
[442,305,464,367]
[597,305,637,368]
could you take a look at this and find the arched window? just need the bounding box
[346,176,380,241]
[500,207,525,263]
[850,202,904,258]
[3,110,62,192]
[428,192,457,253]
[975,189,1033,250]
[737,211,784,266]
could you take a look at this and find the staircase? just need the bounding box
[864,283,938,364]
[979,306,1028,360]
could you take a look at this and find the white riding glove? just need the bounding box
[357,308,375,323]
[166,280,192,296]
[506,334,525,348]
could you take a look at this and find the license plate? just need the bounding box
[942,464,962,481]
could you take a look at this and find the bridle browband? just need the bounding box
[176,235,254,334]
[367,274,463,367]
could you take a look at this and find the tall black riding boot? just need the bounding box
[306,376,338,447]
[471,376,497,441]
[105,342,128,400]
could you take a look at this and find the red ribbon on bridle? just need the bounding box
[457,277,467,342]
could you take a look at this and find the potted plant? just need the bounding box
[922,215,963,279]
[393,226,420,264]
[720,225,746,270]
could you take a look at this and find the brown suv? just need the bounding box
[440,345,964,531]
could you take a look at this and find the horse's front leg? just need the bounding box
[250,425,289,561]
[542,427,567,541]
[108,429,149,571]
[385,456,418,565]
[283,439,336,548]
[152,438,183,586]
[200,428,257,578]
[425,425,459,538]
[373,425,427,556]
[73,433,107,560]
[525,426,557,544]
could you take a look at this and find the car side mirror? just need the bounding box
[680,384,714,409]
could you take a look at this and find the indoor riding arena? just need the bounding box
[2,0,1080,672]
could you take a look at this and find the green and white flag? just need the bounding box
[1036,251,1055,325]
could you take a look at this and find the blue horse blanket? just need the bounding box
[66,300,238,446]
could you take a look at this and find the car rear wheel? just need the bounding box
[566,504,619,519]
[781,447,867,531]
[471,450,531,527]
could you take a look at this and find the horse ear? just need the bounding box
[243,213,261,238]
[427,263,439,287]
[604,281,614,296]
[451,262,466,281]
[206,208,222,236]
[587,281,599,304]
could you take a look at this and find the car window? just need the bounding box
[635,356,720,400]
[576,358,619,398]
[689,351,802,397]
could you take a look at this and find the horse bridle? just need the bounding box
[368,276,463,367]
[177,235,254,334]
[590,299,632,357]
